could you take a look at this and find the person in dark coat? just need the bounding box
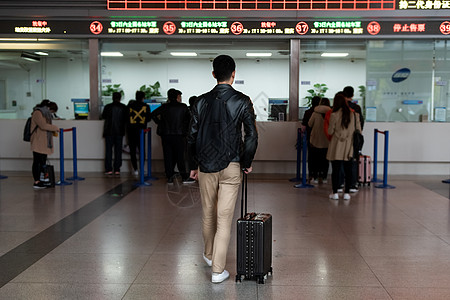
[151,88,192,183]
[343,86,364,192]
[127,91,151,175]
[102,92,128,175]
[302,96,321,182]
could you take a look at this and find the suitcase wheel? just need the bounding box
[235,274,242,283]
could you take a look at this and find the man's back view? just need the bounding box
[127,91,151,175]
[188,55,258,283]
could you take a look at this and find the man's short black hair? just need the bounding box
[135,91,145,102]
[112,92,122,102]
[343,86,354,98]
[167,88,181,102]
[213,55,236,82]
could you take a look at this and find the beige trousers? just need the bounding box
[198,162,242,273]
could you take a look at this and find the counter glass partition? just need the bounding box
[0,39,89,120]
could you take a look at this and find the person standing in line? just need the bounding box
[327,93,361,204]
[308,97,331,184]
[302,96,321,183]
[102,92,128,175]
[30,100,59,189]
[187,55,258,283]
[127,91,151,176]
[151,88,192,184]
[343,86,364,192]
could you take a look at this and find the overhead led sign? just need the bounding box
[2,19,450,37]
[398,0,450,9]
[107,0,395,10]
[15,20,51,34]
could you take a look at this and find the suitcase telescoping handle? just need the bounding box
[240,169,248,219]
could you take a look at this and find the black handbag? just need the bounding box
[353,113,364,159]
[41,163,55,188]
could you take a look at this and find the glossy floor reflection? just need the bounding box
[0,172,449,299]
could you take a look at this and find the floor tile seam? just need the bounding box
[413,181,450,200]
[367,191,438,236]
[0,180,138,289]
[385,207,444,237]
[255,283,385,287]
[352,243,400,298]
[334,219,392,296]
[123,207,184,293]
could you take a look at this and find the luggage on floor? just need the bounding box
[40,163,55,188]
[236,172,272,284]
[358,155,371,186]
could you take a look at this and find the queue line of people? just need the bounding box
[303,86,364,204]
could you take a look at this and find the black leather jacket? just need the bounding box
[151,101,191,136]
[188,84,258,173]
[102,101,128,137]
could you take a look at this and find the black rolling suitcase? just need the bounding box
[236,172,272,284]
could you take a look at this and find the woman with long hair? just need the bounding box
[308,97,331,183]
[30,100,59,189]
[326,93,361,204]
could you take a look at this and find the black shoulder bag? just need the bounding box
[352,112,364,159]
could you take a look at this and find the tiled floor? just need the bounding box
[0,172,450,299]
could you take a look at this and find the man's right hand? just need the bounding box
[190,170,199,180]
[243,166,252,174]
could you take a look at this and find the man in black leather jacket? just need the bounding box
[187,55,258,283]
[102,92,127,175]
[151,88,191,183]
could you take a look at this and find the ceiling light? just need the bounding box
[246,53,272,57]
[34,51,48,56]
[321,53,349,57]
[170,52,197,57]
[101,52,123,57]
[20,52,40,62]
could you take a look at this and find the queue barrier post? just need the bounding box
[372,128,381,183]
[144,128,158,181]
[135,129,151,187]
[294,129,314,189]
[374,129,395,189]
[67,127,85,181]
[56,128,72,185]
[289,128,302,182]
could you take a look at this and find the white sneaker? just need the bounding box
[349,187,359,193]
[203,254,212,267]
[212,270,229,283]
[337,188,344,193]
[329,193,339,200]
[132,170,138,177]
[343,193,351,200]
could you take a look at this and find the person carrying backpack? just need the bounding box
[30,100,59,189]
